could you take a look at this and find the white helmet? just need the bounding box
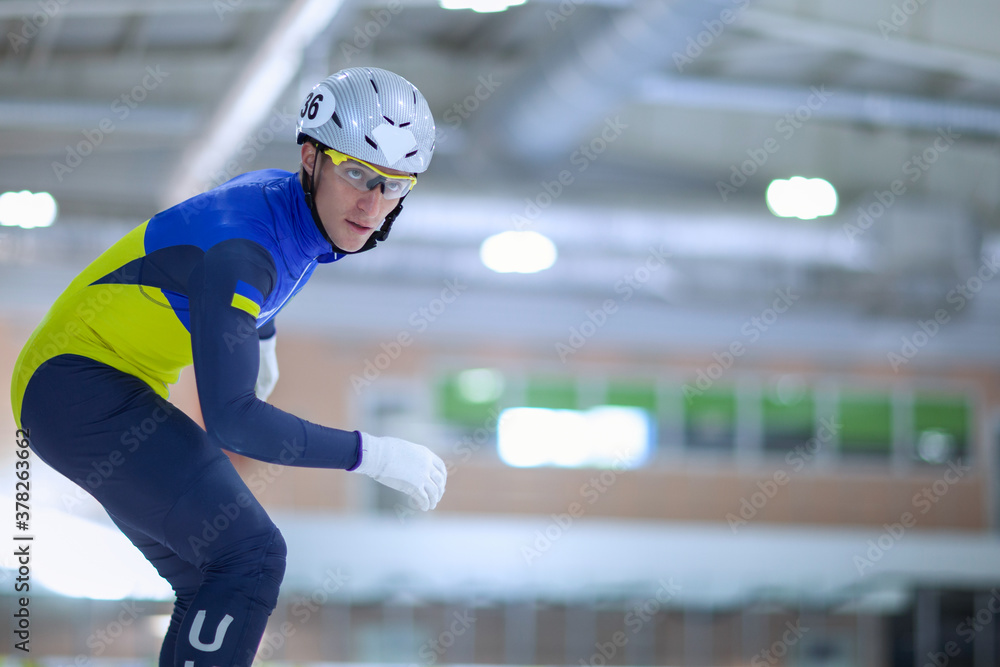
[296,67,435,174]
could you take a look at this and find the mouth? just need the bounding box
[345,219,375,234]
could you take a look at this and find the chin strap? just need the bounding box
[301,145,403,255]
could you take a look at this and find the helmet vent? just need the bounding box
[365,136,378,150]
[370,78,379,94]
[399,121,411,128]
[405,149,418,158]
[331,111,343,128]
[382,116,395,126]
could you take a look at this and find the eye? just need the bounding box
[384,180,404,193]
[344,167,365,180]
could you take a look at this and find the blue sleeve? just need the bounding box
[187,237,361,468]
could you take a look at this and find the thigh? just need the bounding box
[21,354,276,566]
[107,510,202,597]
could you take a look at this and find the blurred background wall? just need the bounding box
[2,0,1000,665]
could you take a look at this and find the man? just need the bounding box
[10,67,446,666]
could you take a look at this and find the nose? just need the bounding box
[356,187,382,217]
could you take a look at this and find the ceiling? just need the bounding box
[2,0,999,364]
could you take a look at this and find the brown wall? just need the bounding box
[2,322,996,531]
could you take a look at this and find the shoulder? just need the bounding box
[146,170,297,253]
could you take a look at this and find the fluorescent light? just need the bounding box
[0,190,58,228]
[497,406,650,468]
[440,0,526,12]
[765,177,837,220]
[480,231,557,274]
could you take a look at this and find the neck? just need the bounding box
[300,165,336,248]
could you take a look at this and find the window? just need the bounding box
[525,376,578,410]
[838,390,892,456]
[433,369,976,469]
[684,387,736,451]
[914,393,970,463]
[762,378,815,454]
[437,368,504,427]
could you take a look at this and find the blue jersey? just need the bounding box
[13,169,360,468]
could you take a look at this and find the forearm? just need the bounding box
[188,238,360,469]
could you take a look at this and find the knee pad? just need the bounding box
[177,527,288,667]
[261,526,287,594]
[199,523,287,610]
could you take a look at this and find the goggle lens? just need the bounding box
[323,148,416,200]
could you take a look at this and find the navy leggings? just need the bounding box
[20,355,285,666]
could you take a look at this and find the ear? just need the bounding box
[301,142,316,177]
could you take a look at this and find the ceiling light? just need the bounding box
[439,0,526,12]
[765,177,837,220]
[480,230,557,274]
[0,190,58,229]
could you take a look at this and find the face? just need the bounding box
[301,143,406,252]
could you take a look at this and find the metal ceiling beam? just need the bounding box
[480,0,728,162]
[162,0,347,207]
[638,76,1000,138]
[0,100,198,135]
[0,0,279,18]
[740,8,1000,86]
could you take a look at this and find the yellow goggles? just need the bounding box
[323,147,417,200]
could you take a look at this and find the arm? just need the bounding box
[255,318,279,401]
[188,238,360,468]
[187,238,446,509]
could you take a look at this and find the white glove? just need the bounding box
[255,335,279,401]
[351,432,447,511]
